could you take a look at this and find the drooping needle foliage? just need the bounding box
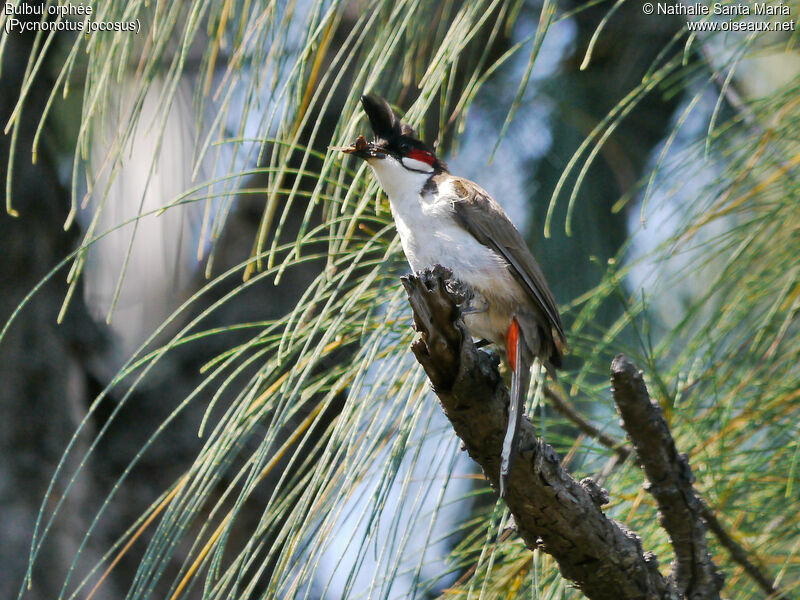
[2,0,798,598]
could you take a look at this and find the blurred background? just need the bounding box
[1,0,798,598]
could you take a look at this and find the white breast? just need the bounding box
[386,179,509,291]
[368,159,522,343]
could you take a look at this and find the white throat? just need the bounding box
[367,155,519,347]
[367,155,432,200]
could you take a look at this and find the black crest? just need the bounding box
[361,94,418,141]
[356,93,446,172]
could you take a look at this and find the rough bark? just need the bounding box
[611,356,724,599]
[548,385,789,600]
[401,266,676,600]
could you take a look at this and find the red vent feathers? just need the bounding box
[505,317,520,372]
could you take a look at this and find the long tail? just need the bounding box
[500,317,531,498]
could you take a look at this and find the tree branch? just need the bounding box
[611,355,724,599]
[401,267,675,600]
[548,385,790,600]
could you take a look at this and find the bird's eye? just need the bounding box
[399,142,411,154]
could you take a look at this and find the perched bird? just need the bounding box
[343,94,566,498]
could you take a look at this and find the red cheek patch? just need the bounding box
[407,148,435,165]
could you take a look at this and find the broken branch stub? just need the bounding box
[402,266,676,600]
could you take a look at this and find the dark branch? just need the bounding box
[402,267,675,600]
[549,385,790,600]
[611,355,724,599]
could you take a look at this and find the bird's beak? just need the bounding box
[341,135,386,160]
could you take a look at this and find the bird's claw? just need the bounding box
[460,296,488,315]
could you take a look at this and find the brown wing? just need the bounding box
[448,177,567,350]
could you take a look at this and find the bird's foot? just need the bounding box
[460,296,488,315]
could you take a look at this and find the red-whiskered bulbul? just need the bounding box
[343,95,566,498]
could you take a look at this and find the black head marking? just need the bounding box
[359,94,447,172]
[361,95,400,139]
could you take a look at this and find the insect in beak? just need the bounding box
[339,135,386,159]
